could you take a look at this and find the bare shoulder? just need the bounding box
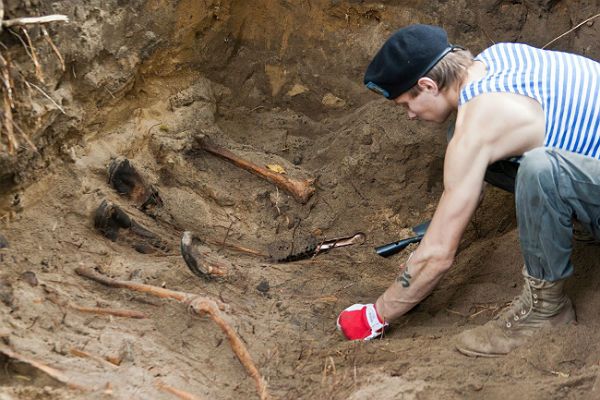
[454,92,545,161]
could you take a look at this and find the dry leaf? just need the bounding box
[266,164,286,174]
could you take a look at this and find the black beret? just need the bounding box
[364,24,456,99]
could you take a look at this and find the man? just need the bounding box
[337,24,600,357]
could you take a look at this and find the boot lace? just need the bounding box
[497,280,533,328]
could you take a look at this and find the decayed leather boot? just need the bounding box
[455,269,575,357]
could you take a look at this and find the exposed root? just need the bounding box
[0,52,14,108]
[0,50,16,153]
[75,266,271,400]
[24,79,66,114]
[12,119,37,152]
[69,303,147,319]
[0,13,68,155]
[204,238,266,257]
[69,348,119,370]
[2,85,16,153]
[0,344,89,391]
[187,296,271,400]
[41,26,65,71]
[20,27,44,83]
[2,14,69,28]
[543,12,600,49]
[446,301,512,319]
[155,380,207,400]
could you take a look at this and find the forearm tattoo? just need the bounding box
[396,252,414,288]
[397,268,412,287]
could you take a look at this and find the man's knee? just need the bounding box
[516,148,557,196]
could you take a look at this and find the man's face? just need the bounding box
[392,80,452,123]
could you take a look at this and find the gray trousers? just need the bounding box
[516,148,600,281]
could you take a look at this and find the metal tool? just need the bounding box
[277,232,366,262]
[375,220,430,258]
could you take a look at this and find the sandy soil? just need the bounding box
[1,1,600,399]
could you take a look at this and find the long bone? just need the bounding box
[197,137,315,204]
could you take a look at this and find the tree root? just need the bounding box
[75,266,271,400]
[0,13,68,155]
[69,348,119,369]
[69,303,147,319]
[155,380,206,400]
[0,344,89,391]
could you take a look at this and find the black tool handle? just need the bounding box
[375,234,424,258]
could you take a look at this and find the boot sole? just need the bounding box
[108,157,163,209]
[94,199,171,253]
[180,231,210,278]
[455,305,576,359]
[180,231,228,278]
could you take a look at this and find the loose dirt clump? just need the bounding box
[0,1,599,399]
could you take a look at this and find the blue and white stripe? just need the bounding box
[459,43,600,159]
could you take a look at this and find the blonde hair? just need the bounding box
[407,49,474,96]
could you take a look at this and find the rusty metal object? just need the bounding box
[270,232,366,262]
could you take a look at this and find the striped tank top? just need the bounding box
[459,43,600,158]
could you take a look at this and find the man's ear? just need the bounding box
[416,77,438,93]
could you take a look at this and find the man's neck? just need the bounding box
[448,60,487,110]
[464,60,487,85]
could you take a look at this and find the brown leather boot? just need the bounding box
[456,269,575,357]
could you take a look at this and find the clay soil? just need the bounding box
[1,1,600,399]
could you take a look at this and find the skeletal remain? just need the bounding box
[197,137,315,204]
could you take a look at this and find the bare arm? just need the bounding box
[376,133,490,320]
[375,92,545,322]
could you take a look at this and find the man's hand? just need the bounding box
[337,303,388,340]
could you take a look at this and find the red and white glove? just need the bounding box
[337,303,388,341]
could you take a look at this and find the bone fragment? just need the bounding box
[198,137,315,204]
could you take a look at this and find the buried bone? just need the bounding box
[196,136,315,204]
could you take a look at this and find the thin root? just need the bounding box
[41,26,65,71]
[75,266,271,400]
[69,303,147,319]
[543,12,600,49]
[155,381,206,400]
[0,344,89,390]
[21,27,44,83]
